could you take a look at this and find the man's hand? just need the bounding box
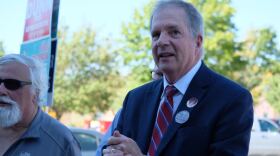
[103,130,144,156]
[103,145,124,156]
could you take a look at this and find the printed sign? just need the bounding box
[23,0,53,42]
[21,0,59,106]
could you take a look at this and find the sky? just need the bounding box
[0,0,280,54]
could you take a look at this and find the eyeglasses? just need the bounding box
[0,79,32,91]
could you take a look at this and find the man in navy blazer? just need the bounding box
[103,1,253,156]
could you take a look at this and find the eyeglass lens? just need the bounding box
[0,79,31,90]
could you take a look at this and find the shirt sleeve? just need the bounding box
[65,139,82,156]
[96,109,122,156]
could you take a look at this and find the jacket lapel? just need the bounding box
[145,79,164,122]
[156,63,213,155]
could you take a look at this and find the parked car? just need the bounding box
[272,118,280,128]
[70,127,103,156]
[249,117,280,156]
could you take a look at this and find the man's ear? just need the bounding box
[196,34,203,48]
[194,34,203,58]
[32,89,39,105]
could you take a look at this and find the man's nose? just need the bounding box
[156,32,169,47]
[0,82,8,96]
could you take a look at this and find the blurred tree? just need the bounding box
[236,28,280,102]
[52,26,124,119]
[119,1,155,86]
[266,74,280,113]
[190,0,246,77]
[0,41,5,56]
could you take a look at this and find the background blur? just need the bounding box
[0,0,280,132]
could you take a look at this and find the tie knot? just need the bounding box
[165,85,178,98]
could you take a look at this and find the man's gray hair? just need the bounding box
[0,54,48,105]
[150,0,204,39]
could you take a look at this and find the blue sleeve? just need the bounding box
[96,109,122,156]
[209,89,254,156]
[65,139,82,156]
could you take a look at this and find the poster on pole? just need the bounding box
[23,0,53,42]
[20,0,60,106]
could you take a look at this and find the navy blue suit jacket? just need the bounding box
[117,63,253,156]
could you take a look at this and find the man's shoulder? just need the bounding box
[208,67,251,95]
[129,79,162,94]
[39,112,77,147]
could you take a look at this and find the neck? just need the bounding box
[16,105,38,128]
[0,126,27,138]
[164,68,190,84]
[165,59,201,84]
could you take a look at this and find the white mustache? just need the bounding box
[0,96,17,106]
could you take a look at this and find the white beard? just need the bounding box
[0,96,22,128]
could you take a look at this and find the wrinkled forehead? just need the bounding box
[0,62,31,81]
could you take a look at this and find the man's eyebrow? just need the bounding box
[165,24,179,30]
[151,24,180,34]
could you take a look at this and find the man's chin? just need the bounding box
[0,106,22,128]
[160,66,175,74]
[0,118,21,128]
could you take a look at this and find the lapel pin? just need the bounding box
[175,110,189,124]
[186,97,198,108]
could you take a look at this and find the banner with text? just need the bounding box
[21,0,60,106]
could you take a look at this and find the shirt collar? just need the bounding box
[163,60,201,95]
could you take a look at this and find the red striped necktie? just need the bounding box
[148,85,178,156]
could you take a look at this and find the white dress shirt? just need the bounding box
[161,60,202,114]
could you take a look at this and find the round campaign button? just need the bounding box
[186,97,198,108]
[175,110,189,124]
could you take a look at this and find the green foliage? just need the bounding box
[53,26,124,118]
[236,28,280,102]
[242,28,280,71]
[119,1,155,84]
[189,0,247,78]
[0,41,5,56]
[266,74,280,113]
